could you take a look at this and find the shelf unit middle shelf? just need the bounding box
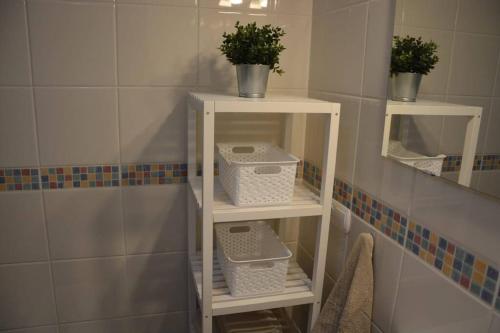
[188,176,323,222]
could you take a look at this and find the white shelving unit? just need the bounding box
[382,100,482,186]
[187,93,340,333]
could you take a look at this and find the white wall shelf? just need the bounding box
[382,100,482,186]
[186,92,340,333]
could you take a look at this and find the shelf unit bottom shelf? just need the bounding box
[190,254,314,316]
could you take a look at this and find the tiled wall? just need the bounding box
[393,0,500,197]
[0,0,312,332]
[302,0,500,332]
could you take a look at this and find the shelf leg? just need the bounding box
[459,113,481,187]
[202,106,215,333]
[307,110,339,332]
[187,192,197,331]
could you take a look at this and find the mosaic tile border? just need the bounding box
[301,159,500,309]
[351,188,407,246]
[41,165,120,189]
[0,168,40,191]
[442,154,500,173]
[0,163,187,192]
[121,163,187,186]
[406,220,499,305]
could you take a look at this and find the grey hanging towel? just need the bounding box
[313,233,374,333]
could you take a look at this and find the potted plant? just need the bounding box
[390,35,439,102]
[219,21,285,98]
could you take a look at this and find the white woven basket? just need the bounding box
[388,140,446,176]
[215,221,292,297]
[217,143,299,207]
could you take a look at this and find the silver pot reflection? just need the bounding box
[236,64,270,98]
[391,72,422,102]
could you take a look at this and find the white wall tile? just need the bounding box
[199,0,272,11]
[52,258,130,322]
[380,159,416,215]
[118,0,196,5]
[325,211,348,280]
[476,171,500,199]
[402,0,458,30]
[444,96,491,154]
[309,4,368,95]
[122,184,186,254]
[363,0,394,99]
[126,253,187,314]
[0,0,31,85]
[401,27,454,96]
[456,0,500,36]
[35,88,119,165]
[59,312,187,333]
[483,98,500,154]
[391,253,491,333]
[0,88,38,167]
[198,9,274,90]
[353,98,386,197]
[0,263,57,330]
[448,33,500,97]
[394,0,403,26]
[410,172,500,266]
[2,327,58,333]
[489,313,500,333]
[28,0,115,86]
[327,0,368,13]
[494,61,500,97]
[273,0,313,15]
[268,14,311,89]
[308,92,360,183]
[401,115,444,156]
[347,216,403,333]
[116,4,197,86]
[118,88,188,163]
[44,188,125,259]
[0,192,48,264]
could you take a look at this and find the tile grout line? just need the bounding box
[23,0,62,331]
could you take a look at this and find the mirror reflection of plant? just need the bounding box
[219,21,286,75]
[391,35,439,76]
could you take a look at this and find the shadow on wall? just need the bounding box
[127,190,188,321]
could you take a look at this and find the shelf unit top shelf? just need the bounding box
[190,254,314,316]
[188,177,323,222]
[189,92,340,114]
[386,99,482,117]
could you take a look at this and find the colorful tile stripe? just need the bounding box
[303,160,322,190]
[481,154,500,171]
[41,165,120,189]
[442,154,500,172]
[121,163,187,186]
[0,168,40,191]
[300,159,500,309]
[351,188,407,246]
[333,178,352,209]
[496,287,500,311]
[406,221,498,305]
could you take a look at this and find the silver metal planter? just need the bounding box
[391,72,422,102]
[236,64,270,98]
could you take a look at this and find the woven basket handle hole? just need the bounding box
[254,165,282,175]
[249,262,274,270]
[229,226,251,233]
[232,146,255,154]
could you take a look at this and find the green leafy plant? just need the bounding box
[219,21,286,75]
[391,35,439,76]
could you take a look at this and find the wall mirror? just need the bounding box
[384,0,500,200]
